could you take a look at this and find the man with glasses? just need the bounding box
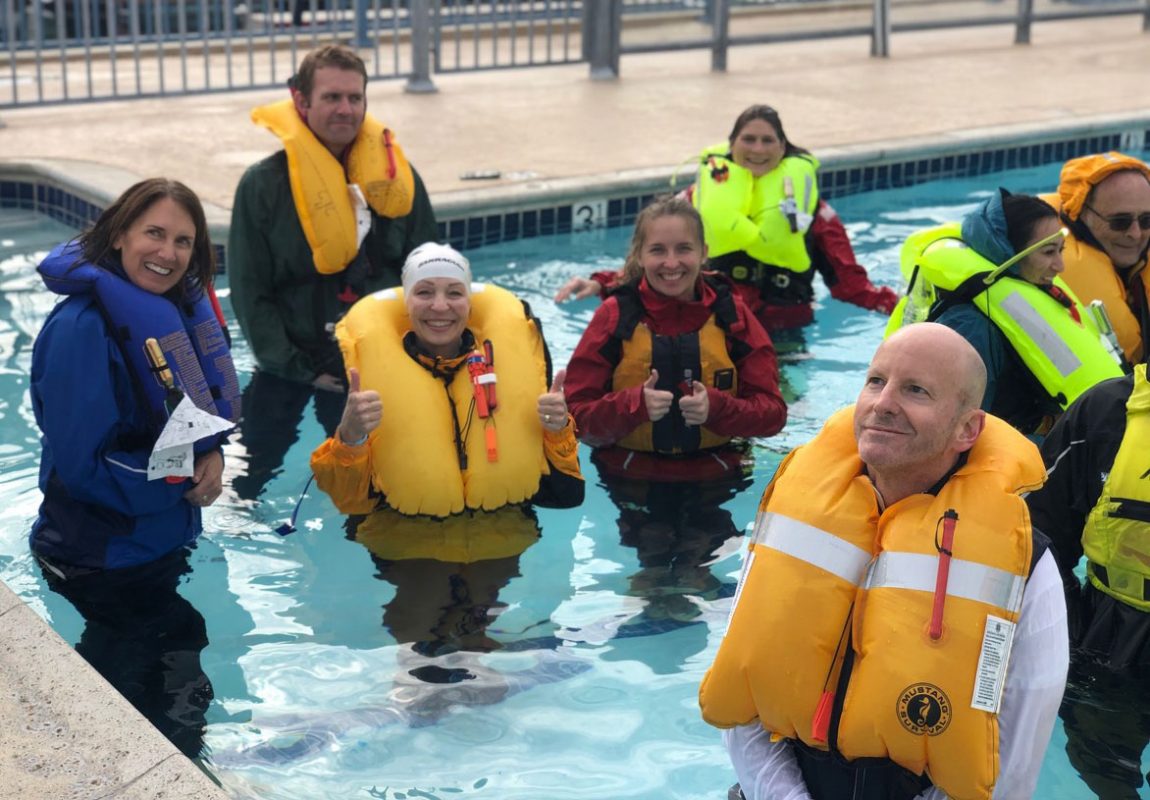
[1049,153,1150,365]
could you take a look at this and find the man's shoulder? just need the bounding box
[237,150,289,185]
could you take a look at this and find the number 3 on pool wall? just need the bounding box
[574,200,607,231]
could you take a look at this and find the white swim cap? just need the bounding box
[401,242,472,296]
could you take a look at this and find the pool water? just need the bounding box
[0,158,1143,799]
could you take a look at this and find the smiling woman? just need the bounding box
[28,177,240,758]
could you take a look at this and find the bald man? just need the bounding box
[701,324,1069,800]
[1048,153,1150,364]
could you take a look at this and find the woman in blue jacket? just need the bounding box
[30,178,239,757]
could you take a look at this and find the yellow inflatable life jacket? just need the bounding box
[1083,363,1150,611]
[700,408,1043,799]
[693,144,819,272]
[888,223,1124,410]
[251,98,416,275]
[335,283,548,518]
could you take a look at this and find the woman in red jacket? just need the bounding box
[564,196,787,481]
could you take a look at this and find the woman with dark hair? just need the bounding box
[30,177,240,756]
[896,190,1123,436]
[556,105,897,333]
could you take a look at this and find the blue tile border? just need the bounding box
[6,122,1150,268]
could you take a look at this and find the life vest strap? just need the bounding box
[751,512,872,586]
[1088,561,1150,603]
[865,551,1025,614]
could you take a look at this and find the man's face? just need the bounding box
[295,66,366,157]
[853,334,968,479]
[1082,171,1150,269]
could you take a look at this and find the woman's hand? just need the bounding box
[554,277,602,303]
[185,449,224,507]
[678,381,710,426]
[538,368,570,432]
[643,370,674,422]
[337,368,382,445]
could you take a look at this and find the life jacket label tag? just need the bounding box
[971,614,1014,713]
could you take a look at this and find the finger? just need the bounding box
[644,369,659,389]
[348,368,360,394]
[554,288,570,303]
[692,381,706,394]
[550,368,566,395]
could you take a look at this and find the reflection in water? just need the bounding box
[39,546,213,758]
[1061,658,1150,799]
[593,444,755,669]
[352,507,542,663]
[231,370,343,501]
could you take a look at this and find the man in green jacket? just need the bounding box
[228,43,437,498]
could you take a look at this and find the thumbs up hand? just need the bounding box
[336,367,383,446]
[538,368,570,432]
[642,369,674,422]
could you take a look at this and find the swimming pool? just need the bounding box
[0,156,1145,798]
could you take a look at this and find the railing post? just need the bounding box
[870,0,890,57]
[351,0,369,47]
[1142,0,1148,32]
[405,0,437,93]
[710,0,727,72]
[1014,0,1032,44]
[587,0,619,80]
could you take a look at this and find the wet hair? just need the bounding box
[620,195,706,284]
[1002,193,1058,254]
[292,44,368,100]
[727,105,810,159]
[77,178,214,300]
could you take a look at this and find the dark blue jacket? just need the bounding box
[31,294,200,570]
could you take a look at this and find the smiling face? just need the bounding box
[1017,217,1066,286]
[112,197,196,295]
[853,325,985,501]
[405,278,471,357]
[730,118,786,177]
[294,66,366,158]
[1083,171,1150,270]
[638,214,707,302]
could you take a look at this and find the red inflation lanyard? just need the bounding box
[930,509,960,641]
[467,348,499,462]
[382,128,398,180]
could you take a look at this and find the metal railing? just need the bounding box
[1,0,1147,107]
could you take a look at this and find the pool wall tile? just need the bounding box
[6,121,1150,261]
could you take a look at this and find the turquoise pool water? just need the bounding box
[0,157,1143,799]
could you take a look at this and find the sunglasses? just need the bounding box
[1084,204,1150,233]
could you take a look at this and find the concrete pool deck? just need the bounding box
[0,13,1149,799]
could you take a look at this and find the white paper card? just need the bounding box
[147,396,234,481]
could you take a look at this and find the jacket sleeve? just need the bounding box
[531,420,585,508]
[403,168,440,252]
[310,435,379,515]
[809,201,898,314]
[564,299,650,447]
[705,302,788,439]
[1027,378,1127,584]
[31,302,189,516]
[228,164,319,384]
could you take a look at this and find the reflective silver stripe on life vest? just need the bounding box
[751,511,872,586]
[864,551,1026,614]
[802,173,815,218]
[998,291,1081,377]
